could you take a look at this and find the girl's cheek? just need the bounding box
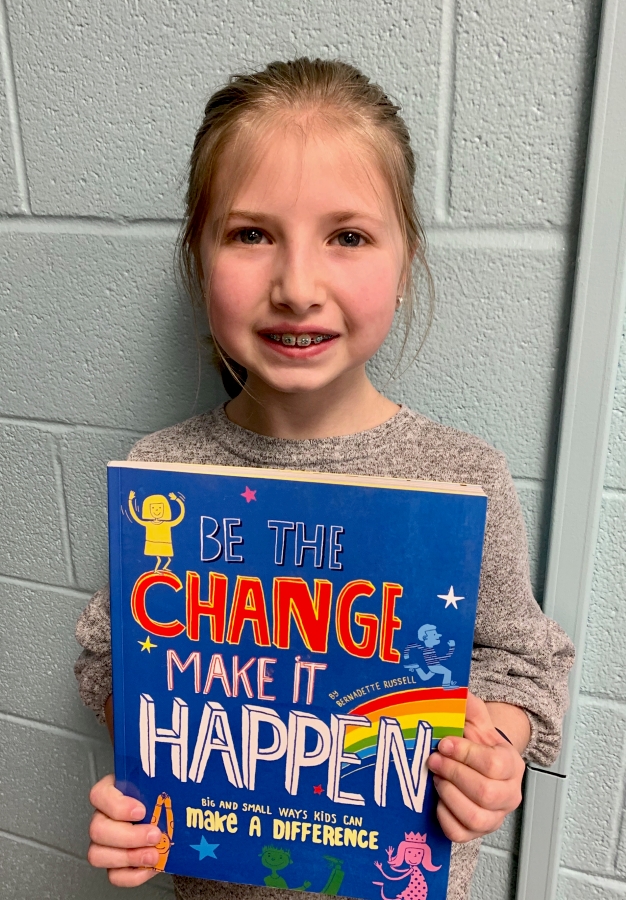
[209,271,265,327]
[342,263,398,306]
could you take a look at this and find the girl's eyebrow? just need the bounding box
[328,210,384,225]
[227,209,267,222]
[227,208,384,225]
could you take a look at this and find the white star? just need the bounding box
[437,586,465,609]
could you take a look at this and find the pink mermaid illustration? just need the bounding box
[373,832,440,900]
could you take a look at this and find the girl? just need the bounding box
[75,58,574,900]
[374,832,441,900]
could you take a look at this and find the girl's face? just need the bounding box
[202,123,406,398]
[404,847,424,865]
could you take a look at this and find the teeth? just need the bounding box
[264,332,333,346]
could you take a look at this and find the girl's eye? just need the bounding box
[234,228,266,245]
[336,231,365,248]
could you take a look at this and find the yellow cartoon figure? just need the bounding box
[150,792,174,871]
[128,491,185,571]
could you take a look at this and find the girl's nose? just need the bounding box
[270,243,325,313]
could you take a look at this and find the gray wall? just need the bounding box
[0,1,603,898]
[556,315,626,900]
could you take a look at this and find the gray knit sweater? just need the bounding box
[75,404,575,900]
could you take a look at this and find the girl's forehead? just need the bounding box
[219,121,396,220]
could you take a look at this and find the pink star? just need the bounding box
[241,486,257,503]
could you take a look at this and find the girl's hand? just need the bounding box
[427,692,525,843]
[87,774,162,886]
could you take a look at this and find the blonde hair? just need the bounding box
[177,57,434,397]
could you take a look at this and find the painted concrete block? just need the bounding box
[7,0,440,220]
[0,232,224,430]
[615,807,626,876]
[580,496,626,698]
[451,0,600,226]
[372,245,568,480]
[0,423,67,583]
[605,321,626,491]
[0,718,97,855]
[0,582,105,738]
[94,741,114,782]
[470,847,516,900]
[0,834,175,899]
[482,807,521,853]
[557,870,626,900]
[560,700,626,874]
[0,83,21,213]
[59,429,142,591]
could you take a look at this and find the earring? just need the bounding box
[396,296,404,310]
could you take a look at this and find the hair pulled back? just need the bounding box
[178,57,434,397]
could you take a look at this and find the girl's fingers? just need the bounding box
[435,797,481,844]
[108,866,159,888]
[89,774,146,823]
[463,692,499,740]
[87,842,160,870]
[431,737,522,783]
[428,750,522,811]
[89,811,162,850]
[433,776,507,835]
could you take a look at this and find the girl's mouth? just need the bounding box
[259,332,337,348]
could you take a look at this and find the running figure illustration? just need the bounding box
[403,624,456,688]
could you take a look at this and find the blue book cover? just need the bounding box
[108,461,487,899]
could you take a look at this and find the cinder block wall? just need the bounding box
[556,318,626,900]
[0,2,603,898]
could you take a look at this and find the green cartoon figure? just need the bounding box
[259,847,345,895]
[320,856,345,896]
[260,846,311,891]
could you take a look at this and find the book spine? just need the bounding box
[108,464,126,789]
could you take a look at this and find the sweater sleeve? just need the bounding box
[73,431,174,724]
[74,436,150,722]
[469,454,575,767]
[74,584,112,725]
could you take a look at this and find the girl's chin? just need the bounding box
[250,375,342,396]
[246,365,365,398]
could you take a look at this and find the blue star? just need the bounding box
[190,836,219,860]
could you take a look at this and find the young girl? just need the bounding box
[75,58,574,900]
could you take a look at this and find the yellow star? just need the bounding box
[138,635,157,652]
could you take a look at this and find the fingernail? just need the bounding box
[147,828,162,844]
[439,739,453,755]
[130,806,145,820]
[142,849,159,866]
[428,754,441,771]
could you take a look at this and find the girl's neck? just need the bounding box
[224,369,399,439]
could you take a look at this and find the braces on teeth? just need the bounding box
[266,333,330,346]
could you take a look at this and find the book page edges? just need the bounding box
[108,460,486,496]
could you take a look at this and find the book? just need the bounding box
[108,461,487,899]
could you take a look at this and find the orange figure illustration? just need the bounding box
[128,491,185,571]
[150,792,174,871]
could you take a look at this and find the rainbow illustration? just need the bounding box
[343,687,467,761]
